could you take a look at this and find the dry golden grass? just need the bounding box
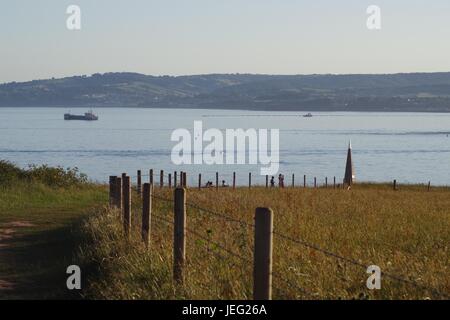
[78,183,450,300]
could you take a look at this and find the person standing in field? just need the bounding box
[278,174,285,188]
[270,176,275,187]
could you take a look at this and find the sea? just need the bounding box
[1,107,449,186]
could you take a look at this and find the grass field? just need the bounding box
[1,160,448,300]
[78,183,450,300]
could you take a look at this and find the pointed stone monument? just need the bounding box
[343,141,354,186]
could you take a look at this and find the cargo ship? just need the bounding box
[64,110,98,121]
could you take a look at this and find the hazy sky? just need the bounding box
[1,0,450,83]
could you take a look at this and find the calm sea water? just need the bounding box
[1,107,449,185]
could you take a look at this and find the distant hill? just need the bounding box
[2,72,450,111]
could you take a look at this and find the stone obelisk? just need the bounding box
[343,141,354,186]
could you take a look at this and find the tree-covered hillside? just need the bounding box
[2,72,450,111]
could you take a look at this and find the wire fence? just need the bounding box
[271,231,449,299]
[130,169,343,188]
[127,168,438,191]
[109,172,449,300]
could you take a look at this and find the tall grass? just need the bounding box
[78,184,450,300]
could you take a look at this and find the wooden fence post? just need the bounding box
[428,181,431,192]
[183,172,187,187]
[325,177,328,188]
[314,177,317,188]
[216,172,219,190]
[249,172,252,188]
[304,175,306,188]
[266,175,269,188]
[123,175,131,236]
[198,174,202,190]
[137,170,142,196]
[121,172,127,206]
[116,177,122,210]
[393,179,397,191]
[142,183,152,248]
[333,176,336,189]
[169,173,172,188]
[180,171,184,187]
[253,207,273,300]
[174,171,177,187]
[149,169,154,186]
[174,187,186,284]
[109,176,117,207]
[160,170,164,188]
[233,172,236,189]
[292,174,295,187]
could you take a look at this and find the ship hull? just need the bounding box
[64,114,98,121]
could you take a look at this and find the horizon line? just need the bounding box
[3,70,450,86]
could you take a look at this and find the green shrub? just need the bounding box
[27,164,88,188]
[0,160,88,188]
[0,160,27,186]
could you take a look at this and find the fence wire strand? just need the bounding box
[151,192,254,229]
[186,201,255,229]
[151,194,173,204]
[271,271,316,298]
[185,226,253,264]
[272,230,449,299]
[151,210,251,265]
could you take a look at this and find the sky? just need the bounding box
[1,0,450,83]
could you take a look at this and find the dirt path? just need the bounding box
[0,221,36,292]
[0,216,85,299]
